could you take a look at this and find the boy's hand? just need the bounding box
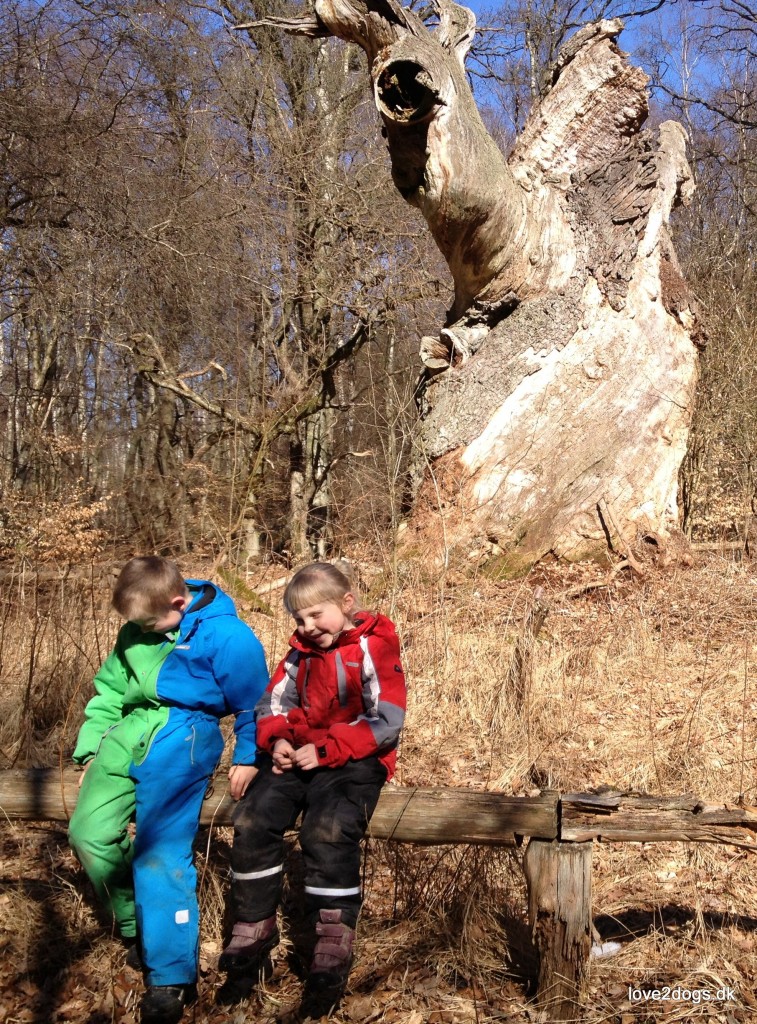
[228,763,259,800]
[272,738,296,774]
[293,743,320,771]
[77,762,92,789]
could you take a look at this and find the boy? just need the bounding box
[219,561,406,1018]
[69,556,269,1024]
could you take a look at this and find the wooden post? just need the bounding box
[523,838,593,1022]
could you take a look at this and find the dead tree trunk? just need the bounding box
[239,2,702,572]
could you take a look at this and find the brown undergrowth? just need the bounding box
[0,551,755,1022]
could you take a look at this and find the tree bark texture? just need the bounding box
[561,790,757,846]
[241,4,702,570]
[524,839,593,1020]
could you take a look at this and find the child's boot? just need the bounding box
[217,916,279,1003]
[219,915,279,972]
[139,983,197,1024]
[122,935,143,971]
[299,909,355,1019]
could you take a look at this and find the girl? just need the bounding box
[220,561,406,1017]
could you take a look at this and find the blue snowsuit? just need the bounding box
[68,580,269,987]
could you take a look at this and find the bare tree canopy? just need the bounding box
[0,0,445,560]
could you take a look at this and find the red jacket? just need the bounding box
[255,612,406,779]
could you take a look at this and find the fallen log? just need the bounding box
[0,769,559,845]
[5,771,755,1024]
[4,773,755,848]
[561,790,757,847]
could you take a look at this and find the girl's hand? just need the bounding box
[272,738,296,774]
[293,743,320,771]
[228,763,259,800]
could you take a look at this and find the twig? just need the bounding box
[597,497,645,576]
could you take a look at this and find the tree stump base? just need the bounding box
[524,838,593,1021]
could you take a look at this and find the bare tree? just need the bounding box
[207,0,447,560]
[241,0,701,571]
[469,0,670,143]
[0,1,135,497]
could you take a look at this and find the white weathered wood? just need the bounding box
[239,3,701,571]
[561,790,757,847]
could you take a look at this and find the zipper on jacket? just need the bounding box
[334,652,348,707]
[301,658,311,709]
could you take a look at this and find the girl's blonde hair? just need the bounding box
[283,561,360,615]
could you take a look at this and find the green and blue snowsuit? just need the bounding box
[68,579,269,987]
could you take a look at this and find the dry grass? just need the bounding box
[0,551,756,1022]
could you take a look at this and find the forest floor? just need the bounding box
[1,548,756,1023]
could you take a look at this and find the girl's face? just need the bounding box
[293,593,356,648]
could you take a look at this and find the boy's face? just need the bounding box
[293,594,355,649]
[132,594,189,634]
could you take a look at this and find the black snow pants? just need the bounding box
[230,754,387,929]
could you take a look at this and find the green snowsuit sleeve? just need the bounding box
[72,630,130,765]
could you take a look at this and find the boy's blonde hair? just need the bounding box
[283,561,360,615]
[112,556,189,621]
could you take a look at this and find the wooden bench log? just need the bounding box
[4,773,754,848]
[0,769,559,845]
[561,790,757,846]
